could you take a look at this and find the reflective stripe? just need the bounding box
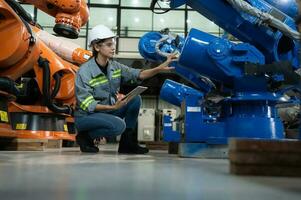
[89,75,108,87]
[83,98,94,110]
[113,69,121,75]
[80,96,94,110]
[112,69,121,79]
[112,73,121,78]
[90,79,108,87]
[89,75,106,85]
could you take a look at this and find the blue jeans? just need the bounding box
[74,96,141,139]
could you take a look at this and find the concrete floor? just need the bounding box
[0,145,300,200]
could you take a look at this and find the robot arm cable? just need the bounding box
[155,29,181,58]
[38,57,73,115]
[150,0,172,14]
[6,0,36,44]
[155,36,179,58]
[225,0,300,41]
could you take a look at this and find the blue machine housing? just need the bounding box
[139,0,300,144]
[138,31,185,63]
[263,0,299,19]
[138,32,169,63]
[160,79,204,107]
[178,28,265,84]
[162,115,181,142]
[170,0,299,68]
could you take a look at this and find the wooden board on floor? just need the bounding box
[229,151,301,166]
[145,141,168,150]
[0,138,47,151]
[229,138,301,176]
[229,138,301,153]
[230,164,301,177]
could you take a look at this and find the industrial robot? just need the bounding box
[139,0,301,153]
[0,0,91,141]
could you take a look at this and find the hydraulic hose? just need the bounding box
[51,73,61,99]
[0,77,20,96]
[5,0,36,44]
[38,57,73,115]
[226,0,300,41]
[5,0,35,25]
[150,0,171,14]
[150,0,157,11]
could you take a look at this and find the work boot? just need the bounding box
[76,132,99,153]
[132,128,149,154]
[118,128,149,154]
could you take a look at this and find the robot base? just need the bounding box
[0,91,75,141]
[178,143,228,158]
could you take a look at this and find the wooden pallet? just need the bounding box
[229,138,301,177]
[285,129,299,139]
[46,140,62,149]
[0,138,47,151]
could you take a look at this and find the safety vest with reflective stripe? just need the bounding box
[74,58,141,117]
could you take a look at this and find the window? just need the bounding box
[120,9,153,37]
[121,0,152,7]
[89,8,117,31]
[20,4,35,19]
[118,38,140,53]
[153,10,184,35]
[187,11,220,37]
[152,1,185,9]
[36,11,56,34]
[90,0,119,4]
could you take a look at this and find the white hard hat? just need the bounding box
[88,24,116,46]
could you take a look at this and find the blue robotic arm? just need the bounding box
[139,0,301,143]
[170,0,299,67]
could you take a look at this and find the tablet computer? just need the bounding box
[122,86,148,101]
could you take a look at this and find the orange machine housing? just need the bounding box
[0,0,91,141]
[19,0,89,39]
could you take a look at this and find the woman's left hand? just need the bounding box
[139,52,179,80]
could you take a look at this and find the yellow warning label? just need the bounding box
[16,123,27,130]
[16,83,24,89]
[0,110,9,122]
[64,124,68,132]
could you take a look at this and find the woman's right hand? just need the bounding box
[113,98,128,110]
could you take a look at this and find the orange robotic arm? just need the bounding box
[0,0,91,101]
[0,0,91,140]
[19,0,89,39]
